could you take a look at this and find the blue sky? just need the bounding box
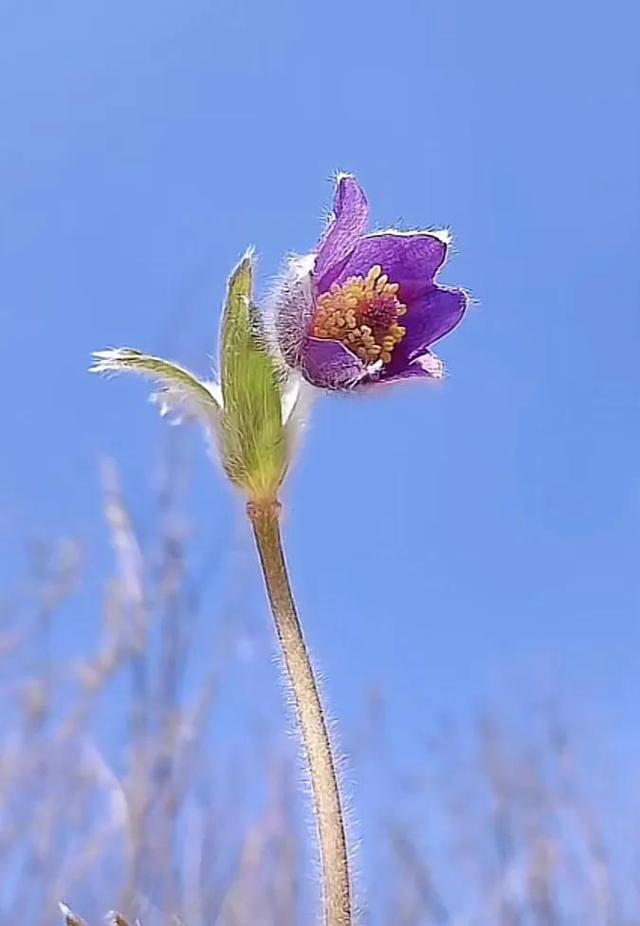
[1,0,639,821]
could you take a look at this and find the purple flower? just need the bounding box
[273,174,467,390]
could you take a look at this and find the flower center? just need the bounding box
[311,265,407,365]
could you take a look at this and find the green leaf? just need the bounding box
[219,252,288,501]
[90,348,221,429]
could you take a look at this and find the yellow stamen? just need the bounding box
[311,265,407,367]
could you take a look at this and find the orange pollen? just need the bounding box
[311,265,407,366]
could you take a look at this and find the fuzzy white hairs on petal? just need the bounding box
[264,253,315,367]
[414,351,445,379]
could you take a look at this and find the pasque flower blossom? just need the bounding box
[273,174,467,390]
[91,174,471,926]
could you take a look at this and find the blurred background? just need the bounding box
[1,0,639,922]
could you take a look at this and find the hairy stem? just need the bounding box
[248,500,352,926]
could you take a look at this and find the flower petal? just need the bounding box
[315,174,369,286]
[328,231,448,301]
[271,255,315,365]
[384,286,466,379]
[300,336,366,390]
[379,349,445,383]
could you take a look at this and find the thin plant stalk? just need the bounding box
[248,500,352,926]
